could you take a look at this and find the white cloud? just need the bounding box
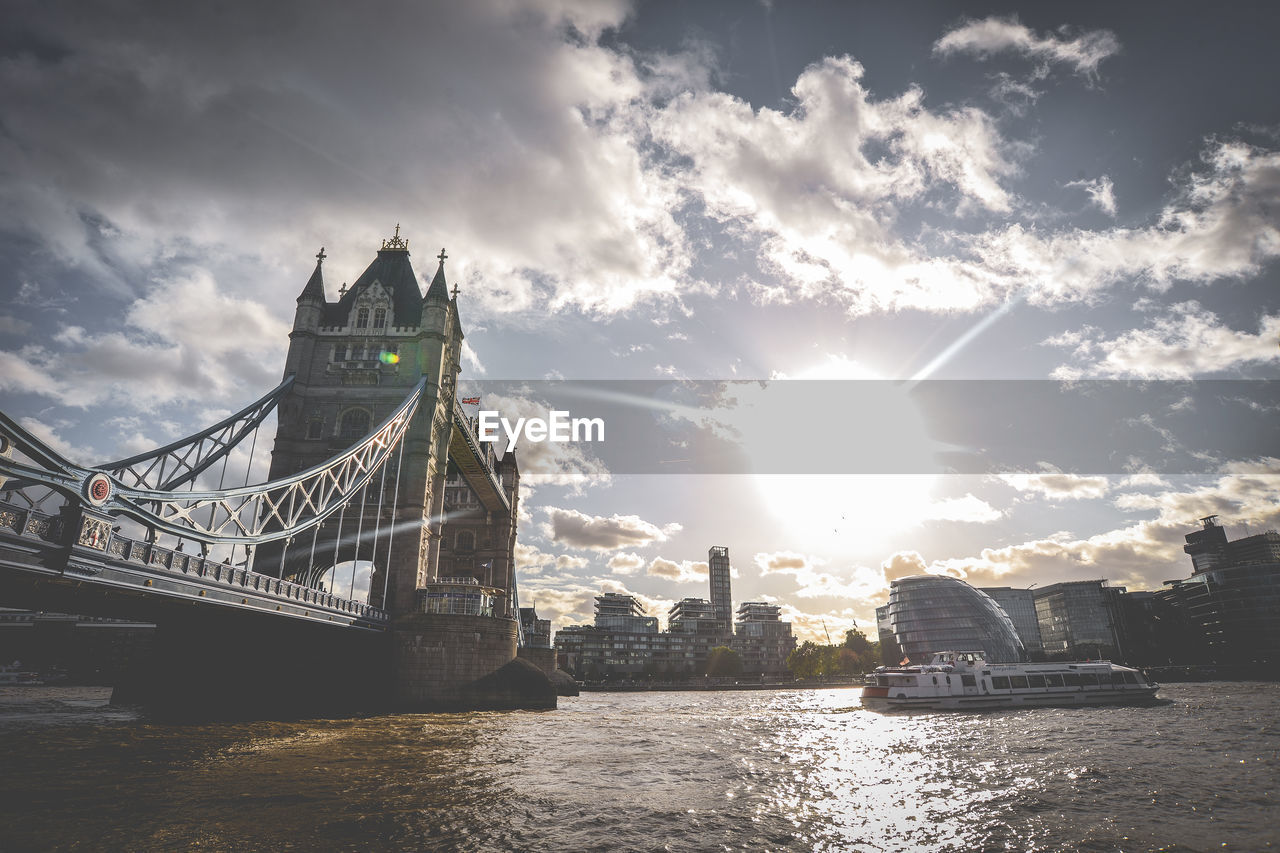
[934,17,1120,79]
[881,551,929,582]
[755,551,811,575]
[999,467,1111,500]
[923,459,1280,591]
[920,494,1004,522]
[646,557,708,583]
[514,542,555,573]
[968,141,1280,306]
[650,55,1021,315]
[607,552,646,574]
[0,273,287,409]
[0,0,695,321]
[1065,175,1117,216]
[1047,301,1280,379]
[543,507,680,550]
[516,542,594,575]
[753,550,883,602]
[0,316,31,335]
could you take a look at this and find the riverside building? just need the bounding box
[885,575,1026,663]
[553,546,796,680]
[1162,516,1280,664]
[733,602,795,677]
[979,587,1045,659]
[1031,580,1124,662]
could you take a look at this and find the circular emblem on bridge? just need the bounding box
[85,473,113,506]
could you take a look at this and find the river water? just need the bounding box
[0,683,1275,852]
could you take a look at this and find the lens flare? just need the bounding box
[378,351,400,364]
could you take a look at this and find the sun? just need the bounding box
[752,356,945,556]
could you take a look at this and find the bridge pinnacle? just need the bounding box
[425,246,451,303]
[381,224,409,252]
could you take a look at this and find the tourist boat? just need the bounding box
[861,651,1159,710]
[0,664,42,686]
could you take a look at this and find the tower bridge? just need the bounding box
[0,228,554,715]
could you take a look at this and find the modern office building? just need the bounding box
[595,592,659,634]
[553,592,660,679]
[981,586,1045,659]
[1181,515,1280,573]
[886,575,1026,663]
[668,598,720,634]
[875,603,901,665]
[553,546,794,680]
[1032,580,1122,661]
[708,546,733,632]
[1162,516,1280,664]
[732,602,796,677]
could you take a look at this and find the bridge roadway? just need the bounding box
[0,499,387,632]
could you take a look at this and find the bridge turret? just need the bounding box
[284,248,327,379]
[295,248,327,312]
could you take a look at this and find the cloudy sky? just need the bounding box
[2,0,1278,641]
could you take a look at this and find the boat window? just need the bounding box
[1010,676,1029,689]
[961,675,975,687]
[1110,672,1126,685]
[1122,672,1139,685]
[991,676,1010,689]
[1044,674,1064,687]
[1080,674,1100,686]
[877,676,889,686]
[1027,675,1046,688]
[1063,673,1082,686]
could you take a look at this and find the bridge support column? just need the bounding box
[111,614,391,718]
[392,613,555,711]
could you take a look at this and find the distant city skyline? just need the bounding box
[1,1,1278,642]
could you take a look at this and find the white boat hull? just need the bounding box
[862,686,1159,711]
[862,650,1160,712]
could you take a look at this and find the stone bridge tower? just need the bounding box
[265,227,465,619]
[263,228,547,710]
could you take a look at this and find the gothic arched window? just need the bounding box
[374,307,387,328]
[338,408,371,439]
[356,307,369,328]
[457,530,475,552]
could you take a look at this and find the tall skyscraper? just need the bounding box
[708,545,732,632]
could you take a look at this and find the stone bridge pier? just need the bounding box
[112,612,391,718]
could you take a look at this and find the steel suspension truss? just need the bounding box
[102,375,294,491]
[0,378,426,548]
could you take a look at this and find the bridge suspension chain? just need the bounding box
[0,379,426,550]
[101,376,293,491]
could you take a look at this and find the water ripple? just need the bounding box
[0,683,1276,850]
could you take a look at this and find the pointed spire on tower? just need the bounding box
[297,246,327,304]
[425,247,450,303]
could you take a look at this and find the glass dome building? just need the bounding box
[887,574,1026,663]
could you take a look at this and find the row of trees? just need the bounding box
[786,628,882,680]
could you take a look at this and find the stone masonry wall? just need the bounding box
[392,612,517,708]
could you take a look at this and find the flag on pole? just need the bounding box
[460,396,481,405]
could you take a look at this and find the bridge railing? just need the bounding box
[0,499,388,626]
